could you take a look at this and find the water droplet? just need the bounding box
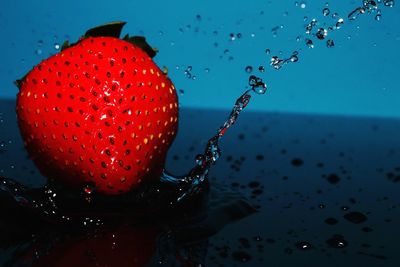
[326,235,348,248]
[384,0,395,7]
[295,241,313,250]
[249,75,267,94]
[348,7,366,21]
[327,39,335,48]
[305,39,314,48]
[83,183,95,195]
[335,18,344,29]
[323,8,330,16]
[184,66,194,79]
[305,18,318,34]
[290,55,298,62]
[316,28,328,40]
[245,66,253,73]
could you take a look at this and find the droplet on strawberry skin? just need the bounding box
[15,22,179,195]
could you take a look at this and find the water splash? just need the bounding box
[268,0,395,70]
[161,75,267,201]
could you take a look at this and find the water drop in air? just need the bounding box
[245,66,253,73]
[305,39,314,48]
[316,28,328,40]
[326,39,335,48]
[383,0,395,7]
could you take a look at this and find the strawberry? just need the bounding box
[15,22,179,195]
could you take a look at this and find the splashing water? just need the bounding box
[269,0,395,70]
[161,75,267,201]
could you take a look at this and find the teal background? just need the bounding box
[1,0,399,117]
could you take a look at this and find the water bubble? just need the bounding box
[305,38,314,48]
[37,40,44,46]
[265,48,271,55]
[35,49,42,55]
[204,68,210,73]
[332,12,339,19]
[54,43,60,50]
[323,8,330,16]
[300,2,306,8]
[245,66,253,73]
[375,14,382,21]
[179,89,184,95]
[326,39,335,48]
[258,66,265,72]
[316,28,328,40]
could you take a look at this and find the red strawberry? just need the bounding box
[15,22,179,195]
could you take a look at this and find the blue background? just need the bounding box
[1,0,399,117]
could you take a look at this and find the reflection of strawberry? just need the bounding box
[15,22,178,195]
[24,226,157,267]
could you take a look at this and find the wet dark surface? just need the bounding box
[1,99,400,266]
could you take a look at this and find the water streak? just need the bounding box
[161,75,267,201]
